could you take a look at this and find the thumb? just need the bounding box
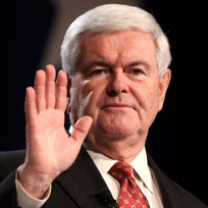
[71,116,93,143]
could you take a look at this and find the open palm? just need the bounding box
[18,65,92,199]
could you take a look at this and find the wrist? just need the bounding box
[17,164,54,199]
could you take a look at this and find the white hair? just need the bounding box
[61,4,171,77]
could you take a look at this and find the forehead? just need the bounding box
[78,30,157,68]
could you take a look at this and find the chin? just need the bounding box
[98,122,139,139]
[96,113,142,137]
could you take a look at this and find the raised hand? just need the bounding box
[17,65,92,199]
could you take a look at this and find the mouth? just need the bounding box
[101,103,132,109]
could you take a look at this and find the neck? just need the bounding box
[84,132,147,163]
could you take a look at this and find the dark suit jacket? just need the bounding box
[0,147,207,208]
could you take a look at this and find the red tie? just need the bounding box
[109,162,150,208]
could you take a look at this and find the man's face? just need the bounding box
[69,30,171,144]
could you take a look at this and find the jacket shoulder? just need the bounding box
[148,154,208,208]
[0,150,26,182]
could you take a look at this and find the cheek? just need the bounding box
[71,81,106,122]
[70,87,81,124]
[71,87,92,115]
[144,85,161,117]
[132,83,160,117]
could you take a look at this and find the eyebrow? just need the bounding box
[127,61,151,71]
[84,61,111,71]
[83,60,151,72]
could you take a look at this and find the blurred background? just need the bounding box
[0,0,207,205]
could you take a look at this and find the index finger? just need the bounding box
[55,70,68,111]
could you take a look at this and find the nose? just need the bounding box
[107,70,129,96]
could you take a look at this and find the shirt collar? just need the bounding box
[84,142,153,193]
[129,148,153,193]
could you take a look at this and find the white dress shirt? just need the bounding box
[85,145,164,208]
[16,145,164,208]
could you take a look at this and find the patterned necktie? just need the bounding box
[109,162,150,208]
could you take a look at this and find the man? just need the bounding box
[0,4,207,208]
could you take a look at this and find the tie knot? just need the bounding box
[109,162,134,183]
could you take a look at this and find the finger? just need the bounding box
[55,70,68,111]
[34,70,46,112]
[71,116,93,143]
[25,87,37,125]
[45,64,56,108]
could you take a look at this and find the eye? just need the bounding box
[130,69,142,75]
[92,69,104,75]
[89,69,107,77]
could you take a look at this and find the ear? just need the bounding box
[66,79,72,112]
[158,69,171,112]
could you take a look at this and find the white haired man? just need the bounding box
[0,4,207,208]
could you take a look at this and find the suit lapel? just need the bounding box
[56,146,111,208]
[148,154,176,208]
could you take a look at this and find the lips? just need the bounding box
[101,103,132,109]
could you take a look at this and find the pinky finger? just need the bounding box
[25,87,38,125]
